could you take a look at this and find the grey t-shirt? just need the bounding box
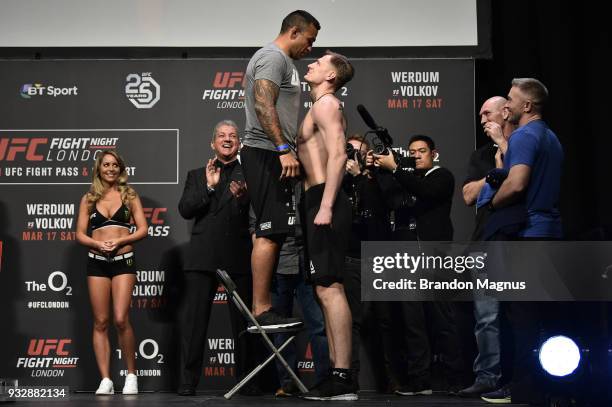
[243,42,301,151]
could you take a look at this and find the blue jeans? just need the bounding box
[272,273,329,384]
[473,297,501,386]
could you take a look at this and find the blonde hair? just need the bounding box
[86,150,137,214]
[511,78,548,112]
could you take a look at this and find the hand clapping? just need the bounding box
[205,158,221,188]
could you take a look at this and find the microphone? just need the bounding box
[356,104,393,147]
[357,104,379,130]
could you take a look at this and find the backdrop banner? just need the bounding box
[0,58,474,391]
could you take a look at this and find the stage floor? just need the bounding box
[8,391,507,406]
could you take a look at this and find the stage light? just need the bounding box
[538,335,581,377]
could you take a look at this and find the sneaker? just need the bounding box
[247,309,303,332]
[301,376,358,401]
[457,381,497,398]
[122,373,138,395]
[275,381,300,397]
[395,382,433,396]
[95,377,114,395]
[481,386,511,404]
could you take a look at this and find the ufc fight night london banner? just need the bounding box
[0,58,474,390]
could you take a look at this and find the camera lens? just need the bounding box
[346,143,355,156]
[374,145,387,155]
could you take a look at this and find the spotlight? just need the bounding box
[538,335,581,377]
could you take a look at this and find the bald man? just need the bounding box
[463,96,515,210]
[458,96,516,398]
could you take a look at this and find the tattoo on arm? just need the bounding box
[253,79,286,146]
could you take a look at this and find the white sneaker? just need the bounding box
[122,373,138,395]
[95,377,114,395]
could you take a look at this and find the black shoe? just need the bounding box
[481,385,511,404]
[301,376,358,401]
[177,387,196,396]
[457,381,497,398]
[247,309,303,332]
[447,384,464,396]
[395,382,433,396]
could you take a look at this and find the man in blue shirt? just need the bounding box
[481,78,563,405]
[487,78,563,238]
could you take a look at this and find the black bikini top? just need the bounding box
[90,203,133,231]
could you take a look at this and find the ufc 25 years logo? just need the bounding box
[125,72,160,109]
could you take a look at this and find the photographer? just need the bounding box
[370,135,463,396]
[343,135,392,251]
[373,135,453,242]
[342,135,392,389]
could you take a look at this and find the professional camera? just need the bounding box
[357,104,394,153]
[356,104,421,174]
[369,135,391,155]
[397,155,417,172]
[346,142,366,170]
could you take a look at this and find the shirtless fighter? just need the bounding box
[298,51,356,401]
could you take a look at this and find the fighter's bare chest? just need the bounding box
[297,111,318,145]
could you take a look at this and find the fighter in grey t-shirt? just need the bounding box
[243,42,302,152]
[239,10,319,336]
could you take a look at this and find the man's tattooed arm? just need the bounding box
[253,79,287,147]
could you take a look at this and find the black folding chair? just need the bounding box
[215,269,308,399]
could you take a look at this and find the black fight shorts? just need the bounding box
[302,183,351,287]
[241,145,295,237]
[87,251,137,278]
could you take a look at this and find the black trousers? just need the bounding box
[487,231,550,403]
[178,270,254,389]
[402,301,463,385]
[501,301,541,401]
[373,300,463,387]
[370,301,401,389]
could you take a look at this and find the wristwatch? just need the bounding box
[206,184,215,193]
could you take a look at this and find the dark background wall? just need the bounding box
[476,1,612,240]
[476,3,612,399]
[0,57,475,391]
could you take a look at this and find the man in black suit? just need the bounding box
[373,135,463,396]
[177,119,252,395]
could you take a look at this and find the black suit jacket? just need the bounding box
[378,166,455,241]
[178,161,251,274]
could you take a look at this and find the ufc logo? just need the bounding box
[0,138,47,161]
[143,208,166,224]
[27,339,71,356]
[213,72,245,88]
